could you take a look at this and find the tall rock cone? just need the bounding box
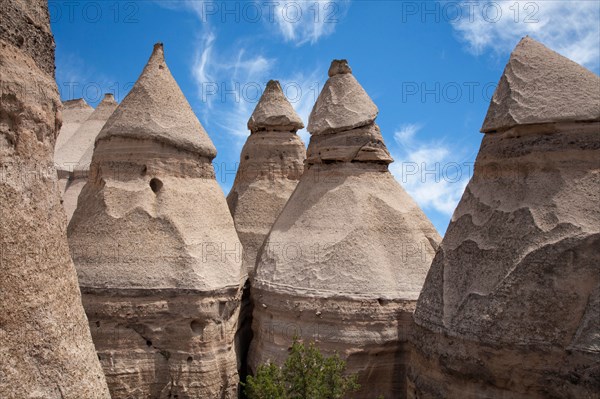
[55,93,118,221]
[248,60,441,398]
[227,80,306,380]
[408,37,600,398]
[68,43,245,398]
[0,0,110,397]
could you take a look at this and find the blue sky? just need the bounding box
[50,0,600,235]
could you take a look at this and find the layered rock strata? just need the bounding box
[68,43,246,398]
[55,93,117,221]
[227,80,305,380]
[0,0,110,397]
[248,60,441,398]
[409,37,600,398]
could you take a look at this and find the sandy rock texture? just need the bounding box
[227,80,306,381]
[409,37,600,398]
[249,60,440,398]
[0,0,110,397]
[68,43,246,398]
[55,93,117,221]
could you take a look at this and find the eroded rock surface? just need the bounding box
[249,61,440,398]
[409,37,600,398]
[0,1,110,397]
[227,80,306,381]
[68,43,245,399]
[55,94,118,221]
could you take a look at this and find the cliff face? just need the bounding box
[0,0,110,397]
[68,43,245,398]
[248,60,440,398]
[409,37,600,398]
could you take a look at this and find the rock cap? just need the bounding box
[481,36,600,133]
[63,98,93,110]
[247,80,304,132]
[97,42,217,158]
[328,59,352,77]
[308,59,378,135]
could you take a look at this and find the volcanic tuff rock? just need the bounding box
[54,98,94,154]
[249,60,440,398]
[227,80,306,380]
[0,0,110,397]
[68,43,245,398]
[55,93,118,221]
[409,37,600,398]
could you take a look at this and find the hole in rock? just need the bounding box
[149,178,163,193]
[244,155,250,160]
[95,321,100,328]
[141,165,147,175]
[187,356,193,363]
[190,320,206,334]
[146,340,152,347]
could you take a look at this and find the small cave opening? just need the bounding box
[149,178,163,194]
[146,340,152,347]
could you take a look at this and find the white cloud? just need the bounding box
[389,123,471,216]
[263,0,350,45]
[452,0,600,70]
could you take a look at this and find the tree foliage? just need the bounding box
[244,338,360,399]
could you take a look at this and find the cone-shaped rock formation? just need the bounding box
[248,60,440,398]
[0,0,110,397]
[68,43,245,398]
[409,37,600,398]
[227,80,306,380]
[55,93,118,221]
[228,80,306,275]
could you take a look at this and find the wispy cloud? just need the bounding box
[261,0,350,45]
[389,123,470,216]
[452,0,600,70]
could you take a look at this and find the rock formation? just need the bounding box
[409,37,600,398]
[55,93,117,221]
[68,43,246,398]
[227,80,305,379]
[228,80,305,275]
[248,60,441,398]
[0,0,110,397]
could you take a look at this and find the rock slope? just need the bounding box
[68,43,246,398]
[0,0,110,397]
[409,37,600,398]
[248,60,441,398]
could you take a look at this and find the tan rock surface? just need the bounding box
[249,61,440,398]
[227,80,306,381]
[307,59,379,135]
[55,93,118,221]
[0,1,110,397]
[246,80,304,132]
[54,98,94,154]
[482,36,600,133]
[409,38,600,398]
[68,43,245,398]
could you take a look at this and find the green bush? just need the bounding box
[243,337,360,399]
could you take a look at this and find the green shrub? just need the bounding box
[243,337,360,399]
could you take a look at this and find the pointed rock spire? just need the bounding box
[69,43,244,398]
[247,80,304,131]
[410,38,600,397]
[482,36,600,133]
[97,43,216,158]
[306,60,392,164]
[249,60,440,398]
[307,59,378,135]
